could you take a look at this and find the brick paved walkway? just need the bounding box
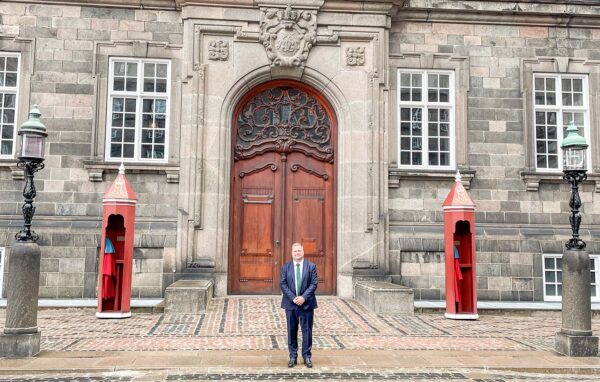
[0,296,599,380]
[12,296,598,352]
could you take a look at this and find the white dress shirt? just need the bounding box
[293,259,304,296]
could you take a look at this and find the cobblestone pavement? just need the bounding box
[1,296,600,381]
[0,296,596,353]
[1,369,600,381]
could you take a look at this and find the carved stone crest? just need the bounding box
[208,40,229,61]
[346,47,365,66]
[259,4,317,67]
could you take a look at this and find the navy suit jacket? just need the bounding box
[280,260,318,310]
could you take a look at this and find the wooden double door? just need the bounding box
[228,81,336,295]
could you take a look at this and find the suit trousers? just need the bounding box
[285,307,314,360]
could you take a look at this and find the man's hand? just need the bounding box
[293,296,306,305]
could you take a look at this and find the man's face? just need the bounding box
[292,244,304,262]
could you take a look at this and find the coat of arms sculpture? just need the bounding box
[259,4,317,68]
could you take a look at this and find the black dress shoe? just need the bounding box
[288,358,297,368]
[304,357,313,368]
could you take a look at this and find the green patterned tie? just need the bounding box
[295,263,301,296]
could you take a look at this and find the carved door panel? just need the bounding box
[285,152,334,294]
[229,81,336,295]
[230,153,281,294]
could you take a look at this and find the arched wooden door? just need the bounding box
[229,80,336,295]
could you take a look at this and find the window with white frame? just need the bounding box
[533,74,590,171]
[397,70,454,169]
[0,53,19,158]
[543,254,600,302]
[106,58,170,162]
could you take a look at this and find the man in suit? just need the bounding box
[280,242,318,368]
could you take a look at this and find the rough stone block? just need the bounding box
[165,280,213,314]
[0,332,40,358]
[555,332,598,357]
[354,281,414,315]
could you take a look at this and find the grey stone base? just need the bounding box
[165,279,213,314]
[555,331,599,357]
[354,281,414,315]
[0,331,41,358]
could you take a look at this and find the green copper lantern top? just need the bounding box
[561,120,587,149]
[18,105,48,137]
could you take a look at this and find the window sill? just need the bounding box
[0,160,24,180]
[520,170,600,192]
[83,160,180,183]
[388,168,475,189]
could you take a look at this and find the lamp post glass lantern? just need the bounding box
[561,121,588,250]
[15,105,47,243]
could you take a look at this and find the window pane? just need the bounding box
[573,78,582,92]
[439,75,449,88]
[573,93,583,106]
[400,152,410,165]
[156,79,167,93]
[536,141,546,154]
[113,78,124,91]
[400,108,410,121]
[428,90,437,102]
[126,78,137,91]
[429,138,438,151]
[110,144,122,157]
[545,257,555,269]
[400,73,410,87]
[412,152,422,165]
[429,152,438,166]
[439,89,449,103]
[557,270,562,283]
[124,113,135,127]
[545,271,555,282]
[125,99,136,112]
[5,73,16,87]
[562,79,571,91]
[123,144,134,158]
[440,152,449,165]
[412,74,421,87]
[0,141,12,155]
[144,79,154,92]
[400,137,410,150]
[546,284,556,296]
[400,123,410,135]
[126,63,137,76]
[157,64,168,78]
[412,88,421,101]
[548,155,558,168]
[546,77,555,91]
[400,88,410,101]
[546,92,556,105]
[123,129,135,142]
[534,77,544,90]
[4,93,16,108]
[144,63,155,77]
[537,156,547,168]
[428,74,438,88]
[114,62,126,76]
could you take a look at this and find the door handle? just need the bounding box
[275,240,280,247]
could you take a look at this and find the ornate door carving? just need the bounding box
[229,80,336,294]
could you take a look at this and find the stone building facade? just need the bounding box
[0,0,599,302]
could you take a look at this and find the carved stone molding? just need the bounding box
[259,4,317,68]
[234,85,334,163]
[208,40,229,61]
[346,47,365,66]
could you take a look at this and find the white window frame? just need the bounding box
[0,52,20,159]
[397,69,455,170]
[543,253,600,302]
[533,73,591,172]
[105,57,171,163]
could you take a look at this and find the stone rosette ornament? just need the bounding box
[259,4,317,67]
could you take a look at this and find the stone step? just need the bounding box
[354,281,414,315]
[164,279,213,314]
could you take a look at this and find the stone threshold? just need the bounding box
[0,299,162,308]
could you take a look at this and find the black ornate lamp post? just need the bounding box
[0,106,47,357]
[555,121,598,357]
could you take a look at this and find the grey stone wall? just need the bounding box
[388,18,600,300]
[0,3,181,298]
